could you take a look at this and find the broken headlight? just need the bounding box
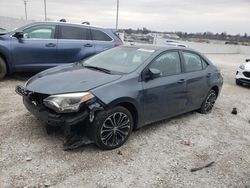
[43,92,94,113]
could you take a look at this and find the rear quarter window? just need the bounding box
[91,29,112,41]
[183,52,203,72]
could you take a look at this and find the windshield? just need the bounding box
[82,46,155,74]
[0,28,8,34]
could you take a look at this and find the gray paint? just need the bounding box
[25,45,223,128]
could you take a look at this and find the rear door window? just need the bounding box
[183,52,203,72]
[91,29,112,41]
[59,26,91,40]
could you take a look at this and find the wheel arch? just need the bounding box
[107,98,140,130]
[211,85,219,96]
[0,51,11,73]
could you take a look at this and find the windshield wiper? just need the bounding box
[84,65,112,74]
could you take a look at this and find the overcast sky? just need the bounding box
[0,0,250,34]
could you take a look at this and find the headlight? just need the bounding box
[43,92,94,113]
[24,80,28,87]
[239,64,245,70]
[24,78,31,87]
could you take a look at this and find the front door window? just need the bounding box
[149,51,181,76]
[23,25,56,39]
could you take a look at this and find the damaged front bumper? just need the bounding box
[16,85,104,127]
[23,98,89,126]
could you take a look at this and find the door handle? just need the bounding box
[45,43,56,47]
[84,43,93,47]
[207,73,212,78]
[177,79,185,84]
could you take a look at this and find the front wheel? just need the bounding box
[90,106,133,150]
[0,57,7,80]
[199,89,217,114]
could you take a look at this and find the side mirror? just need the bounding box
[246,59,250,62]
[13,31,24,38]
[144,68,161,80]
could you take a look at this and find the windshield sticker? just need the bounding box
[137,49,155,53]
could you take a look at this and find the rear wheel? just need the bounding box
[90,106,133,150]
[0,57,7,80]
[199,89,217,114]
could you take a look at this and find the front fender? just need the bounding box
[105,97,143,129]
[106,97,139,110]
[90,75,144,127]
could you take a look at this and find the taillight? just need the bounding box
[115,43,122,47]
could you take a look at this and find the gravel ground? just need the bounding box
[1,54,250,188]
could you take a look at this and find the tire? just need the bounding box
[199,89,217,114]
[0,57,7,80]
[90,106,133,150]
[236,79,242,86]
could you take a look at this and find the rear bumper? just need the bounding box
[23,98,89,126]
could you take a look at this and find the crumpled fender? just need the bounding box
[85,98,106,122]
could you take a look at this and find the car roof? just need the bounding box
[25,21,107,30]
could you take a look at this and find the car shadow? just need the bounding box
[9,72,38,81]
[241,84,250,89]
[17,102,199,153]
[135,111,197,132]
[67,111,198,152]
[235,83,250,89]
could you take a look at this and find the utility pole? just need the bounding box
[116,0,119,30]
[44,0,47,21]
[23,0,28,20]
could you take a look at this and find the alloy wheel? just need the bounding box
[204,92,217,113]
[100,112,131,147]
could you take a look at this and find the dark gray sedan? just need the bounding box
[16,45,223,150]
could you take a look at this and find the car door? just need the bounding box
[11,24,58,70]
[142,51,187,124]
[56,25,95,63]
[181,51,210,110]
[91,29,115,53]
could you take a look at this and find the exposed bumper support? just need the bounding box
[23,98,89,127]
[16,85,105,127]
[16,85,108,150]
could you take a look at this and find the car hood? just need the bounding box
[26,63,122,95]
